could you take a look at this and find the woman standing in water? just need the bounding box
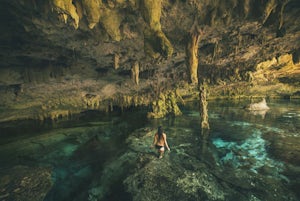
[151,126,170,159]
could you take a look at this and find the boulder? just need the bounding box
[244,98,270,111]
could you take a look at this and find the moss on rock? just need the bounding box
[147,91,182,118]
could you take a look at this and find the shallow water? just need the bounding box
[0,99,299,201]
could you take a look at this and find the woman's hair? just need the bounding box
[157,126,163,140]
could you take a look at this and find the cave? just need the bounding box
[0,0,299,121]
[0,1,299,201]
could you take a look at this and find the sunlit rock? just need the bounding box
[147,91,182,118]
[51,0,79,29]
[141,0,173,58]
[256,57,278,70]
[186,24,202,84]
[113,53,120,70]
[100,8,122,41]
[277,54,294,67]
[256,54,294,70]
[244,98,270,111]
[81,0,102,29]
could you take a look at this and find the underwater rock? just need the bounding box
[244,98,270,111]
[88,152,137,201]
[0,166,52,201]
[120,126,299,201]
[122,128,238,201]
[263,133,300,166]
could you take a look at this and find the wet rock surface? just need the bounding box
[0,100,299,201]
[87,126,299,201]
[0,166,52,201]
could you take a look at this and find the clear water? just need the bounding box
[0,99,299,201]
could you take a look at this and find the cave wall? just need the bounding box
[0,0,299,121]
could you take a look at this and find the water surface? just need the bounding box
[0,99,299,201]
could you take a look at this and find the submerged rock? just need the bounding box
[0,166,52,201]
[119,127,298,201]
[121,128,242,200]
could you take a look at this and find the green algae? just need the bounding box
[147,91,182,118]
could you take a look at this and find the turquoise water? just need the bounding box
[0,99,299,201]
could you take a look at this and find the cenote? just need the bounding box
[0,99,299,201]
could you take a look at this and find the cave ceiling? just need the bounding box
[0,0,300,121]
[0,0,299,81]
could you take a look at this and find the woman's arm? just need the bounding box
[163,134,170,151]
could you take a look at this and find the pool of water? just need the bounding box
[0,99,299,201]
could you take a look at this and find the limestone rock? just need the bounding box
[0,0,299,121]
[81,0,102,29]
[51,0,79,29]
[244,98,270,111]
[147,91,182,118]
[0,166,52,201]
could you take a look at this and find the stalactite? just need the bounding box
[279,0,289,29]
[262,0,277,25]
[83,94,101,109]
[51,0,79,29]
[186,22,202,84]
[131,61,139,85]
[114,53,120,70]
[199,83,209,130]
[238,33,242,51]
[140,0,173,58]
[243,0,251,18]
[81,0,102,29]
[74,0,83,20]
[212,40,218,62]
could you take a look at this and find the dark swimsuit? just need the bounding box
[155,145,163,150]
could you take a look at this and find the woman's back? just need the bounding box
[155,133,166,146]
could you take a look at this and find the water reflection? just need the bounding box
[249,109,268,118]
[0,100,299,201]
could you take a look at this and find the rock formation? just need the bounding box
[0,0,299,121]
[131,61,139,85]
[186,22,202,84]
[245,98,270,111]
[0,166,52,201]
